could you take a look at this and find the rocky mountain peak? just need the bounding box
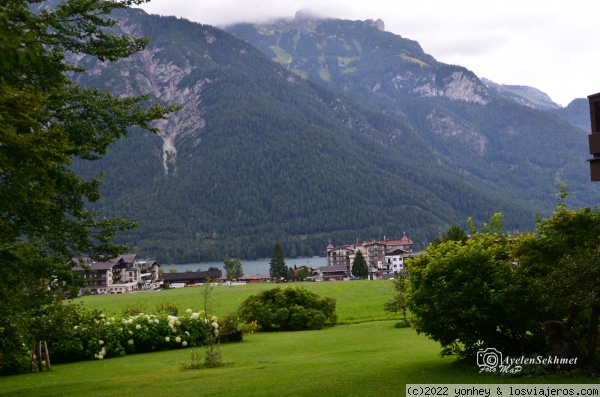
[294,9,321,32]
[366,18,385,31]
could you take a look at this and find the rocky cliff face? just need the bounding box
[125,48,209,175]
[72,13,214,175]
[391,70,489,104]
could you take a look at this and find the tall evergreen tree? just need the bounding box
[269,242,287,281]
[351,251,369,279]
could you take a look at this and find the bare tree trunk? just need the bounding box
[43,341,52,370]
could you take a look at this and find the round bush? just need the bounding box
[238,286,336,331]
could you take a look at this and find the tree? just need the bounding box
[0,0,175,374]
[351,251,369,279]
[384,270,409,324]
[269,242,287,281]
[512,190,600,366]
[297,266,311,281]
[223,258,244,281]
[431,224,468,246]
[406,214,544,361]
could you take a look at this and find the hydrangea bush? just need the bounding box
[48,307,210,363]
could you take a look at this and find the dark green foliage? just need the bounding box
[223,258,244,280]
[431,224,469,246]
[384,270,409,324]
[0,0,175,375]
[407,214,545,362]
[408,197,600,370]
[351,251,369,279]
[512,190,600,367]
[297,266,311,280]
[155,303,180,316]
[238,286,337,331]
[269,242,287,281]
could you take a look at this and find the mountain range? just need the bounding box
[71,8,598,263]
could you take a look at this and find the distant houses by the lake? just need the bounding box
[72,234,414,294]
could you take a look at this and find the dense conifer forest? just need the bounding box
[71,9,599,263]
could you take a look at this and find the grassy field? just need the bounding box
[1,280,596,396]
[74,279,401,324]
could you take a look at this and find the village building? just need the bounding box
[238,274,272,283]
[161,269,223,287]
[71,254,161,295]
[325,234,415,279]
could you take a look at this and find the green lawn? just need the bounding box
[1,281,596,396]
[74,280,400,324]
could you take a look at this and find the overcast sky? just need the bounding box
[138,0,600,108]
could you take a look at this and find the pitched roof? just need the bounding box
[72,254,136,271]
[397,235,413,244]
[239,274,271,280]
[161,270,222,282]
[319,265,348,273]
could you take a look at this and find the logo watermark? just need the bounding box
[475,342,578,374]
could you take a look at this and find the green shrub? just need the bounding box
[155,302,179,316]
[238,286,336,331]
[46,306,209,364]
[122,305,146,317]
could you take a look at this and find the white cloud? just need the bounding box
[138,0,600,108]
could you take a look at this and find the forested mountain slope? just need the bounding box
[71,9,597,263]
[227,13,599,205]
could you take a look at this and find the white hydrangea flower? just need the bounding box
[165,337,170,342]
[182,341,188,347]
[127,339,134,345]
[186,309,192,314]
[175,337,181,343]
[135,324,141,330]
